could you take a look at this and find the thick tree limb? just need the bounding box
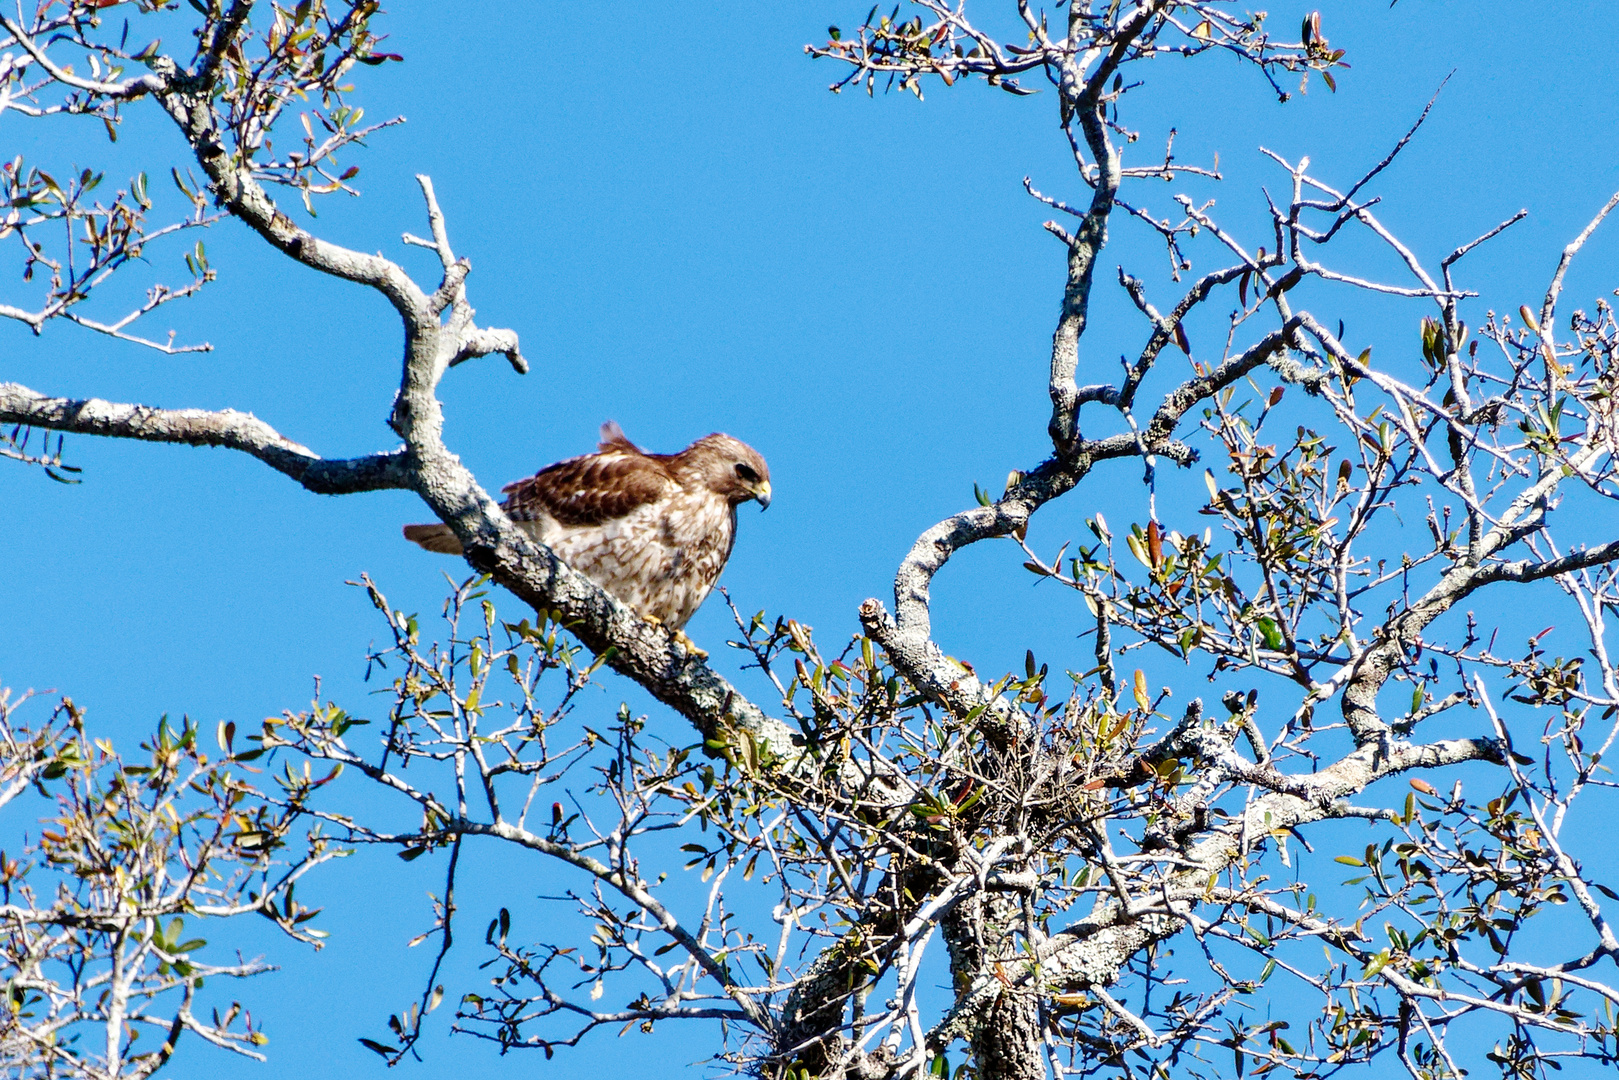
[0,382,411,494]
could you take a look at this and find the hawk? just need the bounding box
[403,422,771,651]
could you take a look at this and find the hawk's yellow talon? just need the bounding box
[673,629,708,660]
[642,614,705,658]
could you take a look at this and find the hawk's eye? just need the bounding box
[734,463,759,484]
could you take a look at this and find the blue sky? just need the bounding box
[5,2,1619,1077]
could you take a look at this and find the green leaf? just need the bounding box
[1257,617,1284,651]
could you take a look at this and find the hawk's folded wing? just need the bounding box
[501,441,675,527]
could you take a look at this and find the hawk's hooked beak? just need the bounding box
[755,481,772,510]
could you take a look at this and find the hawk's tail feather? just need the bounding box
[403,523,464,555]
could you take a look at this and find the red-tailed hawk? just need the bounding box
[403,423,771,648]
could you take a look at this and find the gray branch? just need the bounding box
[0,383,410,494]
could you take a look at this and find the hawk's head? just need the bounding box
[681,434,772,510]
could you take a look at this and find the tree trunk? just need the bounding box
[944,892,1045,1080]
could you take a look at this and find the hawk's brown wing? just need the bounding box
[501,445,675,527]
